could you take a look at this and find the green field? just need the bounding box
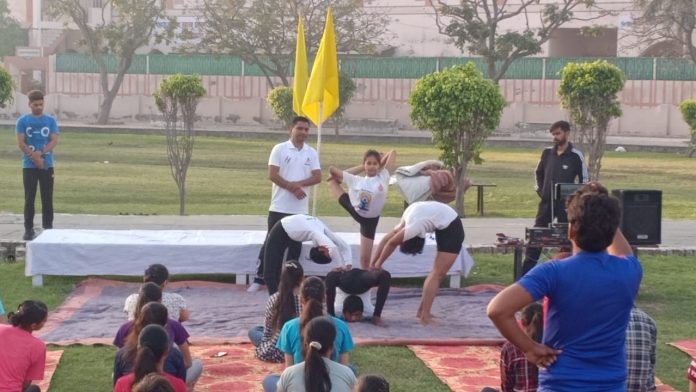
[1,128,695,218]
[1,129,694,391]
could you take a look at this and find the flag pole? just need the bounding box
[312,102,324,216]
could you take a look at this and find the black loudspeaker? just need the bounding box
[612,189,662,245]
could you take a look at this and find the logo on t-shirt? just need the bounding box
[562,164,569,170]
[357,191,373,211]
[305,157,312,166]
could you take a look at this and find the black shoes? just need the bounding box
[23,229,35,241]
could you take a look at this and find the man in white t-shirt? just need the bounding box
[249,116,322,292]
[263,214,352,294]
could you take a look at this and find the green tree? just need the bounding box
[153,74,206,215]
[0,0,27,58]
[559,60,624,180]
[267,86,295,128]
[409,63,506,215]
[679,99,696,157]
[49,0,175,124]
[631,1,696,59]
[332,71,357,138]
[196,0,388,87]
[432,0,597,82]
[0,64,14,108]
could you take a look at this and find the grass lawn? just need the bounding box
[1,253,694,391]
[1,129,695,218]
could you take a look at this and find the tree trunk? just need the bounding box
[178,179,186,216]
[96,89,118,125]
[454,162,468,217]
[96,58,132,125]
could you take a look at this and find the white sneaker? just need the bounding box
[247,282,263,292]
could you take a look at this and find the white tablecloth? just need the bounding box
[26,229,474,279]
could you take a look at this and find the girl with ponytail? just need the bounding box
[251,260,304,362]
[277,316,356,392]
[113,324,187,392]
[497,303,543,392]
[0,300,48,392]
[278,276,354,367]
[262,277,355,392]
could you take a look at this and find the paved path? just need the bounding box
[1,213,694,251]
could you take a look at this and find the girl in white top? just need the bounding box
[371,201,464,325]
[328,150,396,269]
[276,316,356,392]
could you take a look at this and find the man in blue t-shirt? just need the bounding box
[15,90,60,241]
[488,182,642,391]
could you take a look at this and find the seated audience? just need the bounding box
[277,316,356,392]
[262,277,355,392]
[124,264,189,322]
[132,373,176,392]
[0,300,48,392]
[626,307,657,392]
[115,282,202,389]
[354,375,390,392]
[325,268,391,326]
[487,182,642,390]
[113,303,186,385]
[249,261,304,362]
[114,325,187,392]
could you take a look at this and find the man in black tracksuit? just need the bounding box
[521,121,588,276]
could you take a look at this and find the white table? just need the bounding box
[26,229,474,286]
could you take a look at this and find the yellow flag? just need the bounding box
[293,16,308,116]
[302,7,339,125]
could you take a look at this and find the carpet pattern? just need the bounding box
[409,344,679,392]
[408,344,501,391]
[39,349,63,391]
[189,344,282,392]
[669,339,696,358]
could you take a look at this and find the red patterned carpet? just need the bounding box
[409,344,679,392]
[408,345,501,390]
[39,350,63,391]
[189,344,283,392]
[670,339,696,358]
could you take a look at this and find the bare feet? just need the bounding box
[418,313,435,325]
[370,316,386,327]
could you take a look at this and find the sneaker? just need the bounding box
[23,230,35,241]
[247,282,264,292]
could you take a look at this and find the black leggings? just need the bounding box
[326,268,391,317]
[23,168,54,231]
[338,193,380,239]
[255,211,301,280]
[262,221,301,295]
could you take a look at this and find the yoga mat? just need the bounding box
[409,345,679,392]
[39,350,63,392]
[669,339,696,358]
[39,278,503,345]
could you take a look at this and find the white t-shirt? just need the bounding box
[268,140,321,214]
[334,288,375,316]
[277,357,356,392]
[280,215,352,267]
[123,291,187,321]
[400,201,459,241]
[342,168,390,218]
